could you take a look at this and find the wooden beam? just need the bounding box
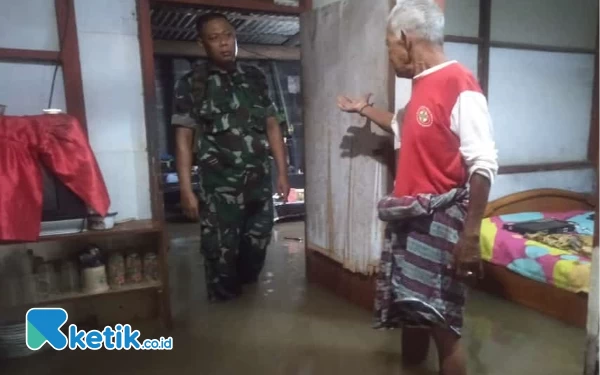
[498,161,593,175]
[445,35,482,45]
[301,0,312,12]
[386,0,397,179]
[55,0,87,130]
[153,40,301,60]
[138,0,165,223]
[478,0,491,96]
[154,0,303,15]
[588,32,599,168]
[489,41,595,55]
[0,48,60,63]
[387,0,397,115]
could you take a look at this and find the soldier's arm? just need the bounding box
[266,116,288,178]
[260,87,288,182]
[175,128,195,195]
[172,75,198,198]
[250,66,289,183]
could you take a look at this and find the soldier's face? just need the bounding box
[200,18,237,65]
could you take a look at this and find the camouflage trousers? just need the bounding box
[200,190,274,301]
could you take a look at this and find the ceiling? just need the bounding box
[150,5,301,46]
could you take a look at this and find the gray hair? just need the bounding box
[388,0,445,45]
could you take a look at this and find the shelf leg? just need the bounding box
[158,230,173,330]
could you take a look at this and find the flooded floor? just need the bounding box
[1,222,585,374]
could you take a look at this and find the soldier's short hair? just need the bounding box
[196,12,232,37]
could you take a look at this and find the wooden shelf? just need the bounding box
[32,219,161,244]
[0,280,162,313]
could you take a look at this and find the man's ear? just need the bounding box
[196,39,207,54]
[400,30,409,47]
[400,30,412,56]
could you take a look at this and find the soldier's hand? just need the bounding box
[277,175,291,202]
[180,190,200,221]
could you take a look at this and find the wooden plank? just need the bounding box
[584,187,599,374]
[139,0,172,330]
[0,48,60,63]
[157,230,173,329]
[306,247,375,312]
[138,0,166,223]
[478,0,491,97]
[301,0,312,12]
[387,0,398,181]
[584,1,600,364]
[387,0,396,114]
[445,35,482,45]
[302,0,391,274]
[153,40,301,60]
[477,262,587,328]
[489,40,596,55]
[498,161,593,175]
[154,0,303,15]
[0,220,162,245]
[55,0,87,130]
[0,281,162,314]
[588,32,598,168]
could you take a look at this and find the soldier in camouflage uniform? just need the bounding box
[172,13,290,302]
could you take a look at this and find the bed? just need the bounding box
[479,188,597,328]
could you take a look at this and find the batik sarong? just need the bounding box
[374,188,469,336]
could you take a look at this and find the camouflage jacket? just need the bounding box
[172,62,277,200]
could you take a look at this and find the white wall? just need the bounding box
[0,0,151,226]
[0,0,151,264]
[74,0,151,220]
[0,0,64,112]
[394,0,598,199]
[0,0,60,51]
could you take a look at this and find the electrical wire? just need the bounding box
[48,2,71,109]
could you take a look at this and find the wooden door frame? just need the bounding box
[136,0,311,328]
[138,0,312,220]
[151,0,311,14]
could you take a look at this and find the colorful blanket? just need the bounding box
[480,211,594,293]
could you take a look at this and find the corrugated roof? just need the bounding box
[150,5,300,46]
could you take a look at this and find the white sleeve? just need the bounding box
[391,111,402,150]
[450,91,499,183]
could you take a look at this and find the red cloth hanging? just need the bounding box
[0,114,110,241]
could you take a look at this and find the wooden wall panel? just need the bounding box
[301,0,392,274]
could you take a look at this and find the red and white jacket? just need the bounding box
[392,60,498,197]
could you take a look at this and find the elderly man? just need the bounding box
[338,1,498,374]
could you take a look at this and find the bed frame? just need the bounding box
[480,188,596,328]
[306,188,596,329]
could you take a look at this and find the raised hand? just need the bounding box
[337,93,373,114]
